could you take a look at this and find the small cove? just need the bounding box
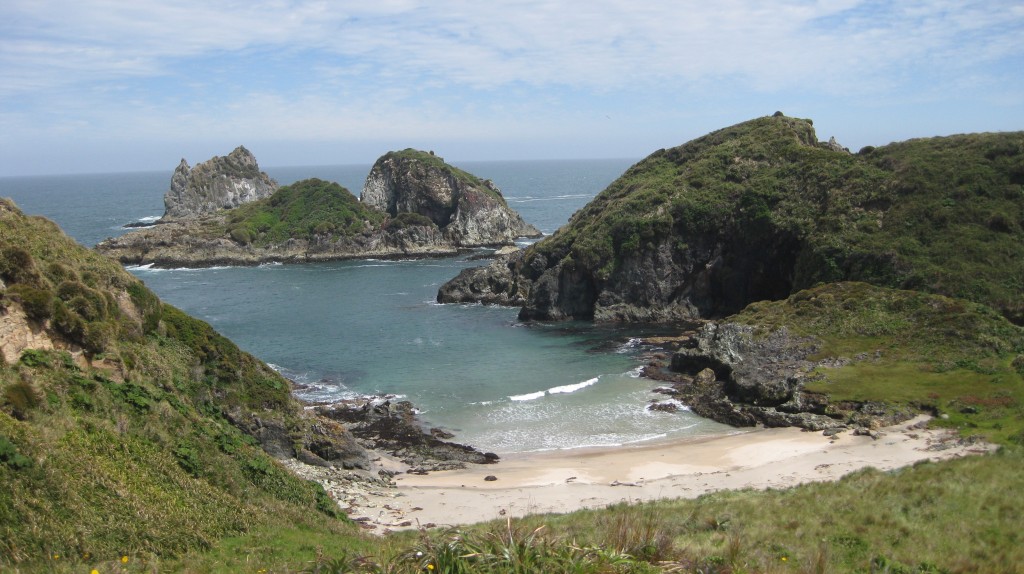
[0,158,734,452]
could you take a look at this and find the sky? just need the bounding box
[1,1,1023,176]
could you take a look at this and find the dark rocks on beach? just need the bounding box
[316,397,499,472]
[642,320,919,432]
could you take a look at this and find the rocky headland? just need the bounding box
[439,113,1024,441]
[96,149,540,267]
[439,114,1024,326]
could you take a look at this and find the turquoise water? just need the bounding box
[0,159,732,452]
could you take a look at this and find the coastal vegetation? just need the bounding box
[509,114,1023,322]
[0,199,356,564]
[225,178,388,245]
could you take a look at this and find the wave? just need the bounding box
[137,215,161,222]
[509,390,546,402]
[548,377,599,394]
[508,376,601,402]
[126,264,235,272]
[616,337,642,354]
[505,194,591,203]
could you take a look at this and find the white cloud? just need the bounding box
[1,0,1022,174]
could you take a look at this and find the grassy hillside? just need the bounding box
[225,178,388,245]
[525,115,1023,323]
[733,281,1024,444]
[0,199,354,567]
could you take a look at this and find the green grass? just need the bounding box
[225,178,386,245]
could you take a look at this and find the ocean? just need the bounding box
[0,159,732,453]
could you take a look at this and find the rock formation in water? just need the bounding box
[361,149,541,246]
[439,114,1024,325]
[162,145,278,219]
[97,151,542,267]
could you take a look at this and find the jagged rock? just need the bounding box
[672,322,818,406]
[162,146,278,219]
[437,249,532,305]
[361,149,541,246]
[98,151,542,268]
[316,397,499,470]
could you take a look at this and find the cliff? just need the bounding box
[439,114,1024,325]
[98,152,541,267]
[361,149,542,246]
[162,145,278,220]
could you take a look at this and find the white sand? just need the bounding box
[340,416,991,533]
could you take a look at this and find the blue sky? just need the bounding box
[1,1,1022,176]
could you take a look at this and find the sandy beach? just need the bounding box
[309,416,990,533]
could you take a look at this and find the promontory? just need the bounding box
[96,148,540,267]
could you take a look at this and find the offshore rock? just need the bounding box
[163,146,278,219]
[436,249,532,305]
[361,149,541,246]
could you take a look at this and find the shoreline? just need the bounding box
[309,415,991,533]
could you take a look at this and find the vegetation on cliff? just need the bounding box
[729,281,1024,444]
[500,114,1023,322]
[0,199,357,565]
[225,178,388,245]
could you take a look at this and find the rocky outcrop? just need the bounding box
[437,115,1024,325]
[162,146,278,219]
[361,149,541,246]
[436,249,533,306]
[644,320,915,432]
[99,151,543,268]
[316,397,499,472]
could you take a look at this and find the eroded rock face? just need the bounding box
[163,146,278,219]
[361,150,541,246]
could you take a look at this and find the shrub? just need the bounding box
[3,379,42,420]
[6,284,53,321]
[0,435,32,470]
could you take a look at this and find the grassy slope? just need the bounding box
[0,199,354,567]
[528,115,1024,323]
[734,282,1024,445]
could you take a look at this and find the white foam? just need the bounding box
[548,376,599,395]
[137,215,161,222]
[509,390,546,402]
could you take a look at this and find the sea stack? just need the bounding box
[361,149,542,247]
[162,145,278,220]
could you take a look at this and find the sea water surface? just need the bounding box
[0,159,732,452]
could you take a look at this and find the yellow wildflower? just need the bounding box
[122,555,129,563]
[91,569,100,574]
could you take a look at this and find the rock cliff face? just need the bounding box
[439,114,1024,325]
[162,146,278,219]
[361,149,541,246]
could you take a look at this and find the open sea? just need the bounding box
[0,159,732,453]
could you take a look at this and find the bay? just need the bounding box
[0,159,733,453]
